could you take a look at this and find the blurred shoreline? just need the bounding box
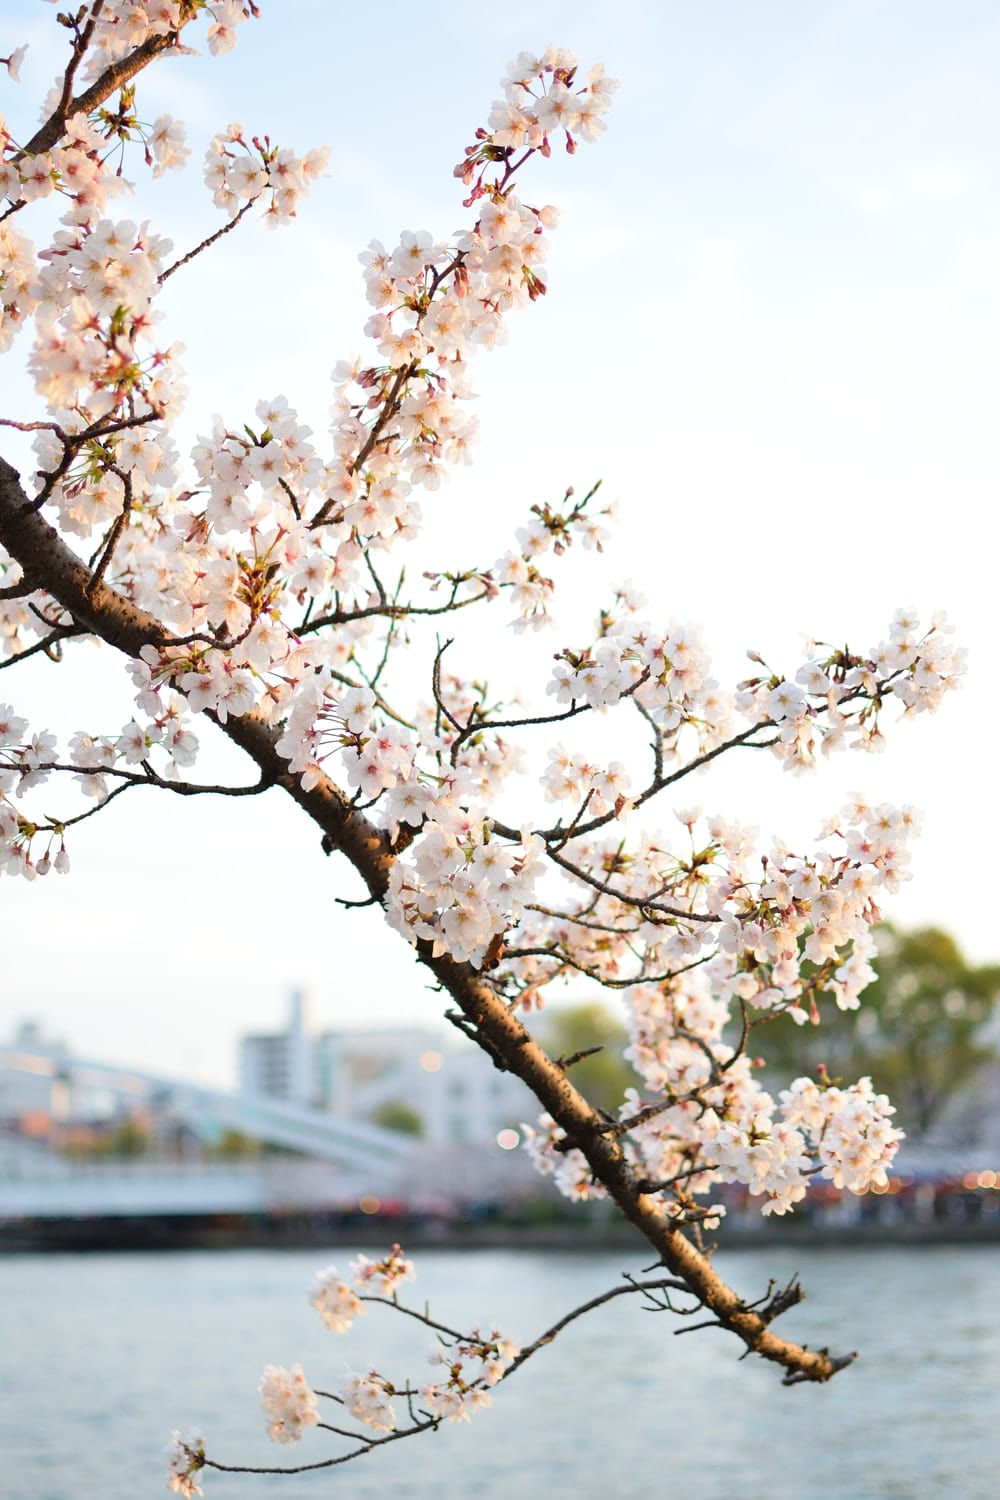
[4,1211,1000,1254]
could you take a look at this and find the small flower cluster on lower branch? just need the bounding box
[421,1329,521,1423]
[164,1430,205,1498]
[165,1243,521,1492]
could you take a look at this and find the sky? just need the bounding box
[1,1,998,1087]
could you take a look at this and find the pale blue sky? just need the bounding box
[1,2,998,1084]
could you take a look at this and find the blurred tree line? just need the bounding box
[758,926,1000,1134]
[540,927,1000,1138]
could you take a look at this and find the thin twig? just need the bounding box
[0,625,83,668]
[158,198,258,284]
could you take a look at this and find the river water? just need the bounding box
[1,1244,997,1500]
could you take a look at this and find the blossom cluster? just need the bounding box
[1,102,189,220]
[0,702,70,876]
[307,1243,416,1333]
[204,123,328,225]
[523,1112,610,1202]
[272,658,530,826]
[67,1,254,74]
[519,794,918,1214]
[780,1074,903,1193]
[482,50,617,157]
[738,608,966,770]
[541,745,632,818]
[547,618,728,740]
[258,1251,418,1451]
[385,812,545,966]
[420,1329,521,1424]
[492,488,615,631]
[2,108,124,227]
[542,607,963,775]
[695,1073,902,1215]
[164,1430,205,1499]
[531,1052,902,1219]
[258,1363,319,1445]
[0,693,200,876]
[274,674,410,796]
[341,1369,399,1434]
[337,1325,521,1436]
[501,787,922,1006]
[309,1267,366,1334]
[346,1243,416,1297]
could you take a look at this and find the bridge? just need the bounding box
[0,1136,398,1218]
[0,1042,417,1217]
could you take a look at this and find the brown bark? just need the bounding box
[20,33,183,160]
[0,454,853,1383]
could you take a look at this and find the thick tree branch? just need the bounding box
[0,451,852,1385]
[20,31,184,160]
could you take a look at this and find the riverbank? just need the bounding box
[3,1208,999,1253]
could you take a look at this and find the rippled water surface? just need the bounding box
[2,1244,998,1499]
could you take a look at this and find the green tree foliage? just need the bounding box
[110,1119,150,1157]
[758,926,1000,1134]
[538,1003,640,1115]
[371,1101,424,1137]
[212,1128,262,1158]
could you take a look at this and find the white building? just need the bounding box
[240,991,320,1107]
[317,1026,533,1145]
[239,995,533,1146]
[0,1020,85,1123]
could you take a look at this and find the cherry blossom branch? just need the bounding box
[633,692,665,781]
[38,779,135,830]
[158,198,260,284]
[200,1272,707,1480]
[353,1293,466,1342]
[531,722,780,845]
[204,1417,440,1479]
[486,723,779,851]
[26,0,107,157]
[295,584,491,635]
[453,695,620,769]
[634,1163,715,1193]
[310,253,470,531]
[5,759,274,798]
[0,576,36,598]
[299,486,610,638]
[21,407,164,517]
[21,29,184,160]
[85,464,132,593]
[0,625,82,666]
[592,1094,704,1142]
[0,451,854,1386]
[540,841,723,923]
[501,942,710,990]
[431,638,463,735]
[0,419,66,435]
[555,1043,606,1069]
[504,1275,697,1376]
[523,901,642,934]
